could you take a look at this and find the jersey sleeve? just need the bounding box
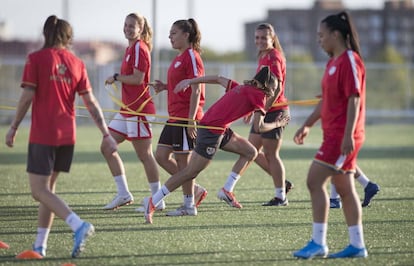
[342,51,364,98]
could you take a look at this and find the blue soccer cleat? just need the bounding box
[293,239,329,259]
[362,182,380,207]
[71,222,95,258]
[330,198,342,208]
[329,244,368,258]
[32,245,46,257]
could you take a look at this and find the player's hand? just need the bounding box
[5,127,17,148]
[174,79,191,93]
[341,135,355,155]
[293,126,309,145]
[243,112,253,124]
[275,113,290,128]
[150,80,166,94]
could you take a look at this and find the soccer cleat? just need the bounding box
[262,197,288,206]
[71,222,94,258]
[194,184,208,207]
[362,182,380,207]
[329,244,368,258]
[285,180,294,194]
[166,205,198,216]
[135,200,165,213]
[330,198,342,209]
[293,239,329,259]
[217,188,243,208]
[143,197,155,224]
[32,245,46,257]
[103,193,134,210]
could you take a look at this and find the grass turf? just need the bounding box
[0,123,413,265]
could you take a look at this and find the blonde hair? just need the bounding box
[127,13,153,51]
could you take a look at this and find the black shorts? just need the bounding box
[194,127,234,159]
[158,121,195,152]
[27,143,74,175]
[250,109,289,139]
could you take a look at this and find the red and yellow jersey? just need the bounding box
[21,48,91,146]
[166,48,205,121]
[257,48,288,111]
[120,40,155,116]
[321,49,366,139]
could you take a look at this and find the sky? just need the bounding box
[1,0,386,52]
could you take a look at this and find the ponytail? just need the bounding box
[43,15,73,49]
[322,11,361,56]
[173,19,202,53]
[126,13,153,51]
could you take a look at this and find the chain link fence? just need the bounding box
[1,60,413,125]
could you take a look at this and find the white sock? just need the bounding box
[152,185,170,207]
[65,212,84,232]
[349,224,365,249]
[275,187,285,200]
[223,172,241,192]
[34,227,50,249]
[114,175,130,195]
[312,222,327,246]
[356,174,370,188]
[330,184,340,199]
[150,181,161,195]
[184,195,194,208]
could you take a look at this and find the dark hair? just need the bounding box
[256,23,285,58]
[43,15,73,49]
[321,11,361,56]
[127,13,153,51]
[244,66,276,96]
[173,18,202,53]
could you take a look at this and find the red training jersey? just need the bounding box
[257,48,288,111]
[120,40,155,116]
[200,80,266,134]
[21,47,91,146]
[320,49,366,139]
[166,48,205,121]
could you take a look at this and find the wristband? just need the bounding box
[103,133,110,138]
[113,73,119,81]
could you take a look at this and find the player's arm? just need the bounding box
[5,87,34,147]
[174,75,230,93]
[341,94,360,155]
[252,110,289,133]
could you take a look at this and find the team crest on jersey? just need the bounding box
[328,66,336,75]
[174,61,182,68]
[57,64,67,75]
[206,146,216,155]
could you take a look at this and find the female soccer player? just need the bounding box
[293,11,368,259]
[5,15,117,258]
[142,66,289,224]
[246,23,292,207]
[102,13,164,211]
[150,19,207,216]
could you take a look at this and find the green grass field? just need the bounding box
[0,123,413,266]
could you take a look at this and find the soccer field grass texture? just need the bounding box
[0,124,413,265]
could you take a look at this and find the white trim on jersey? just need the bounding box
[134,41,141,68]
[347,50,360,91]
[188,48,199,77]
